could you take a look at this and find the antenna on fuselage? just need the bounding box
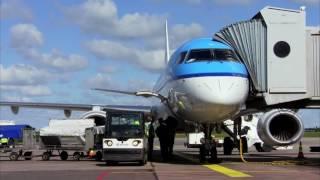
[165,20,170,64]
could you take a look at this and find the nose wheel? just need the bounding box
[199,124,219,163]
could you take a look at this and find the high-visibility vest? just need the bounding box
[0,138,8,144]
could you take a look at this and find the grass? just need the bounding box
[176,131,320,138]
[303,131,320,137]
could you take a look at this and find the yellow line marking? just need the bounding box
[204,164,252,178]
[174,151,252,178]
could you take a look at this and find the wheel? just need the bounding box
[24,151,33,160]
[254,143,264,152]
[73,152,80,161]
[60,151,68,160]
[199,145,206,163]
[209,145,218,163]
[105,160,117,165]
[9,152,19,161]
[223,137,234,155]
[139,155,147,166]
[42,152,50,161]
[95,151,102,161]
[138,160,146,166]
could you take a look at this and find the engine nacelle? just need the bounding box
[257,109,304,146]
[81,110,106,126]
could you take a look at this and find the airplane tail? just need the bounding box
[165,20,170,64]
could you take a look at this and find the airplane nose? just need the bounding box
[184,76,249,106]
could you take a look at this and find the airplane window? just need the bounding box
[214,49,238,61]
[177,51,187,64]
[186,49,213,63]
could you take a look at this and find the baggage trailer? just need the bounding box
[39,119,103,161]
[102,109,148,165]
[0,128,34,161]
[39,135,86,161]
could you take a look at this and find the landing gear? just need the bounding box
[199,124,219,163]
[223,137,234,155]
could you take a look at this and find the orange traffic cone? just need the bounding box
[297,141,305,160]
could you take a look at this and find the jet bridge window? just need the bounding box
[273,41,290,58]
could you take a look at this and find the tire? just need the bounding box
[106,160,117,166]
[138,159,146,166]
[9,152,19,161]
[73,152,80,161]
[223,137,234,155]
[24,151,33,160]
[139,155,147,166]
[199,145,206,163]
[42,152,50,161]
[60,151,68,160]
[95,151,102,161]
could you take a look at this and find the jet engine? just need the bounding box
[257,109,304,146]
[81,110,106,126]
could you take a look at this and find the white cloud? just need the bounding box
[86,39,165,72]
[10,24,88,72]
[22,49,88,72]
[10,24,43,49]
[65,0,164,38]
[0,85,52,96]
[290,0,320,4]
[0,64,53,98]
[146,23,204,49]
[86,73,114,89]
[211,0,254,5]
[100,66,117,73]
[0,0,33,21]
[166,0,253,5]
[0,64,51,85]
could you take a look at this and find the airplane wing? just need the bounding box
[93,88,167,102]
[0,101,94,111]
[0,101,151,117]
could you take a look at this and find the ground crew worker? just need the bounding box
[166,116,177,158]
[0,137,9,147]
[133,119,140,126]
[148,120,155,161]
[156,118,169,161]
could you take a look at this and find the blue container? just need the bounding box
[0,125,32,139]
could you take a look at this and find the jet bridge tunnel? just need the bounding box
[214,6,320,109]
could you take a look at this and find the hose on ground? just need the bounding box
[239,136,248,163]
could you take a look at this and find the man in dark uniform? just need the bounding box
[156,118,169,161]
[148,119,155,161]
[166,116,178,158]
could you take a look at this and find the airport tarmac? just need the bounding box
[0,137,319,180]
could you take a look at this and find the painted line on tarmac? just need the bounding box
[173,151,252,178]
[204,164,252,178]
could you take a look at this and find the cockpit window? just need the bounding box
[184,49,238,63]
[186,49,213,63]
[177,51,187,64]
[214,49,238,61]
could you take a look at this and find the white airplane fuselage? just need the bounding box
[152,38,249,124]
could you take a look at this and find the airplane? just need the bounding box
[0,21,304,162]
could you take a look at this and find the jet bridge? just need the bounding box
[214,6,320,108]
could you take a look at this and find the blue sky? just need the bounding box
[0,0,319,128]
